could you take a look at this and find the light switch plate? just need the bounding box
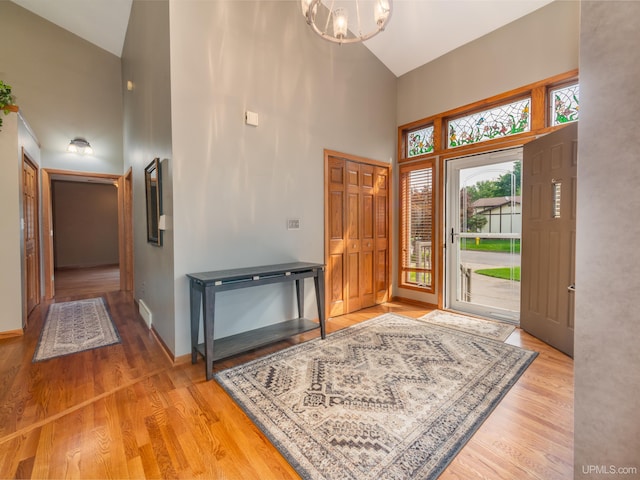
[245,110,259,126]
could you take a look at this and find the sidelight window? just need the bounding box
[400,160,434,292]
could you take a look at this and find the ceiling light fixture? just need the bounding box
[301,0,392,45]
[67,137,93,155]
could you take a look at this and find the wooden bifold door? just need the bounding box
[325,152,390,317]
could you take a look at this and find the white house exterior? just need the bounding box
[472,196,521,234]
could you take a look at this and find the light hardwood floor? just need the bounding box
[0,274,573,479]
[53,265,120,298]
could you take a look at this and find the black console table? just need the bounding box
[187,262,326,380]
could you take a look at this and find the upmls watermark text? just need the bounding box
[582,465,638,476]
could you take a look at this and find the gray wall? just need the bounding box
[575,1,640,474]
[169,1,397,356]
[0,112,40,333]
[52,181,119,268]
[0,113,23,333]
[0,1,123,175]
[395,0,580,305]
[121,0,175,347]
[397,0,580,125]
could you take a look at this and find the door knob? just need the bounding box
[567,284,576,292]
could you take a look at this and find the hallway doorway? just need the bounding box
[42,169,132,299]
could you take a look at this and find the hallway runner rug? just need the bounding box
[33,297,121,362]
[419,310,516,342]
[215,313,537,479]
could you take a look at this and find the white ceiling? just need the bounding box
[11,0,554,77]
[11,0,133,57]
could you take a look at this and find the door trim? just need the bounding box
[22,149,40,322]
[42,168,133,298]
[122,168,134,292]
[323,149,392,316]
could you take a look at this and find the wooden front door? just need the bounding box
[23,151,40,318]
[521,122,577,356]
[326,152,390,316]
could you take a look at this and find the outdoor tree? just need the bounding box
[494,160,521,197]
[466,180,499,202]
[465,161,521,202]
[467,214,488,232]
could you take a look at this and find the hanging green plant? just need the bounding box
[0,80,16,131]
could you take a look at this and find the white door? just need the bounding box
[445,149,522,323]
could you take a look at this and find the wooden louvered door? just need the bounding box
[326,152,390,317]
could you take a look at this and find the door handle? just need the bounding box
[568,284,576,292]
[450,228,455,243]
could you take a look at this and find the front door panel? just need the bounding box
[521,123,577,356]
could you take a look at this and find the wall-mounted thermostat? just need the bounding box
[287,218,300,230]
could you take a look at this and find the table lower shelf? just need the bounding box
[195,317,321,362]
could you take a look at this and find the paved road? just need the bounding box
[457,250,520,313]
[460,250,520,268]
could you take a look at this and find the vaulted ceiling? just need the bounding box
[10,0,554,77]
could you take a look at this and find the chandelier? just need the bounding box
[301,0,392,45]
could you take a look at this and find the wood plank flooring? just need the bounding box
[0,278,573,479]
[53,265,120,298]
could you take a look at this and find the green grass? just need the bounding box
[461,238,520,253]
[475,266,521,281]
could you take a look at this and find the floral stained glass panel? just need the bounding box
[408,126,434,157]
[448,99,530,148]
[551,83,579,125]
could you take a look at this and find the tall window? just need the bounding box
[400,160,434,292]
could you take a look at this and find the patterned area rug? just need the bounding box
[215,313,537,479]
[33,297,120,362]
[420,310,516,342]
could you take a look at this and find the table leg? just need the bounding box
[314,267,326,339]
[203,286,216,381]
[190,280,202,364]
[295,278,305,319]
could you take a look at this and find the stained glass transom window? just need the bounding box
[408,126,434,157]
[448,99,530,148]
[550,83,579,126]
